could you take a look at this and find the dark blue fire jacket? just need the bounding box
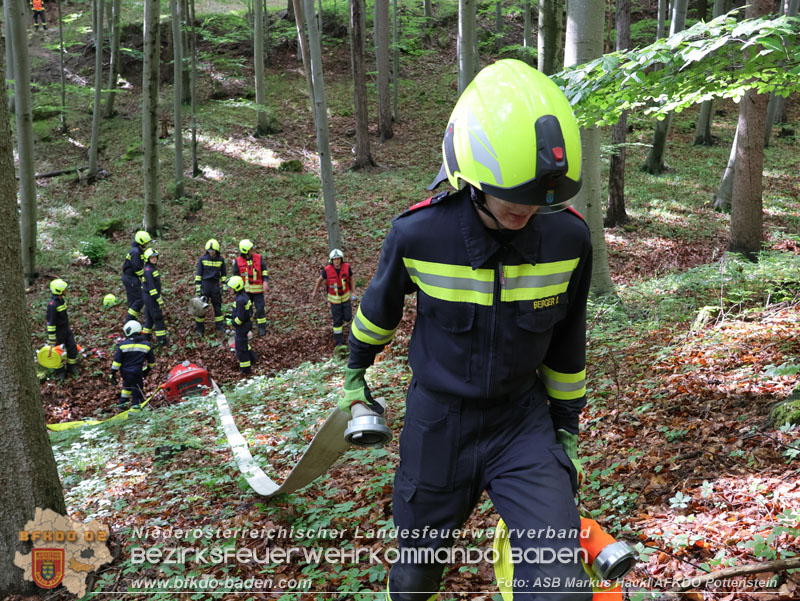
[348,187,592,433]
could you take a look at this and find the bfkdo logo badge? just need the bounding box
[32,548,65,589]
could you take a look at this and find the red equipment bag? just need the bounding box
[163,361,210,402]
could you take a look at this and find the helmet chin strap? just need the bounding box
[471,187,509,232]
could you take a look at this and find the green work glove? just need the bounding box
[339,367,384,415]
[556,429,585,487]
[195,286,201,296]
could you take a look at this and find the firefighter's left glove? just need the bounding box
[556,429,585,487]
[108,371,118,384]
[157,297,164,307]
[339,367,384,415]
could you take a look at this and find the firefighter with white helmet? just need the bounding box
[109,320,155,409]
[312,248,356,348]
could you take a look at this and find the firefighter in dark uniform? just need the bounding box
[46,278,79,380]
[340,60,592,600]
[141,247,168,347]
[121,230,151,324]
[232,239,269,337]
[109,320,156,409]
[226,275,258,375]
[311,248,356,347]
[194,238,228,336]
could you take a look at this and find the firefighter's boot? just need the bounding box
[195,321,205,337]
[258,324,266,337]
[66,363,79,378]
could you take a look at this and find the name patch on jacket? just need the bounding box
[533,295,560,310]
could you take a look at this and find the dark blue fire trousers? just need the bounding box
[388,379,591,601]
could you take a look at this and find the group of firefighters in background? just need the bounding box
[45,233,353,402]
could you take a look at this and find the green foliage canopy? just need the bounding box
[555,10,800,127]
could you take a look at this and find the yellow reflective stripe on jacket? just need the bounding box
[202,260,223,267]
[56,303,67,312]
[539,364,586,400]
[149,289,158,295]
[328,291,351,303]
[403,257,494,305]
[47,325,57,331]
[500,259,580,302]
[352,305,396,345]
[120,343,151,352]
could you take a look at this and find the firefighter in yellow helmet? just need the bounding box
[232,239,270,337]
[141,248,168,347]
[194,238,228,336]
[121,230,151,324]
[46,278,79,380]
[340,60,591,600]
[226,276,258,375]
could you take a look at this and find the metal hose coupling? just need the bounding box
[580,517,636,581]
[344,402,392,448]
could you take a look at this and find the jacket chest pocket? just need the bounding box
[418,295,476,334]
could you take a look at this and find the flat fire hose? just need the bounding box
[213,380,377,498]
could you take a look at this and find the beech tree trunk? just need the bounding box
[3,0,14,113]
[374,0,393,141]
[142,0,161,233]
[190,0,200,176]
[457,0,477,95]
[0,63,66,595]
[291,0,314,112]
[642,0,688,175]
[565,0,613,296]
[350,0,374,168]
[605,0,631,228]
[170,0,185,197]
[713,124,737,213]
[303,0,342,251]
[729,0,771,260]
[764,0,798,147]
[104,0,122,118]
[8,0,36,282]
[253,0,271,136]
[88,0,104,179]
[538,0,564,75]
[693,0,726,146]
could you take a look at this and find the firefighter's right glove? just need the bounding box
[556,429,585,487]
[195,285,202,296]
[108,371,118,384]
[339,367,384,415]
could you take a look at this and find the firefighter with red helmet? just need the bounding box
[340,60,592,600]
[312,248,356,347]
[232,239,269,337]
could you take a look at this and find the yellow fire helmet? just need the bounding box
[205,238,220,252]
[50,278,68,295]
[135,230,152,246]
[103,293,117,307]
[239,239,254,254]
[227,275,244,292]
[431,59,582,212]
